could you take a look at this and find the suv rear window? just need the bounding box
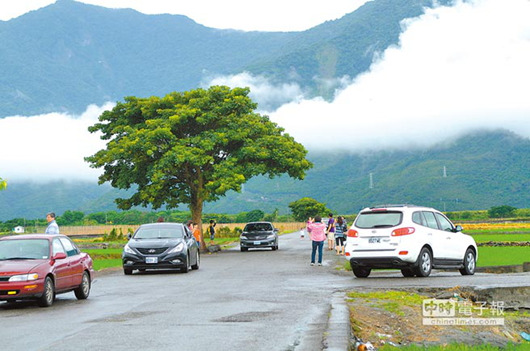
[355,211,402,229]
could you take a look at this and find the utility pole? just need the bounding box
[443,165,447,178]
[369,173,374,189]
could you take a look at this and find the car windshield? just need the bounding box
[244,223,273,232]
[134,226,184,239]
[0,239,50,260]
[355,211,402,229]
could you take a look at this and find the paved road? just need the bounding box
[1,230,529,351]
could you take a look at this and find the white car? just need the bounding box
[344,205,478,278]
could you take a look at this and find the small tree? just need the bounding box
[245,209,264,222]
[288,197,330,222]
[488,205,517,218]
[86,86,312,250]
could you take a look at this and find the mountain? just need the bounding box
[0,1,528,220]
[205,130,530,215]
[1,130,528,220]
[0,0,448,117]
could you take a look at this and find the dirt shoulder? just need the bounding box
[346,287,530,349]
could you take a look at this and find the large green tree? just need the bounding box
[86,86,312,248]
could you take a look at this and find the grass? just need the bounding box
[477,246,530,266]
[93,258,122,271]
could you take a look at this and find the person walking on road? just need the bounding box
[306,215,327,266]
[45,212,59,234]
[326,213,335,250]
[334,216,347,255]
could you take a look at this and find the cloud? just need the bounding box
[203,72,306,111]
[268,0,530,151]
[0,0,370,32]
[0,103,113,182]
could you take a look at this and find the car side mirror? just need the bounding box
[53,252,67,260]
[455,225,463,232]
[274,228,279,233]
[128,233,132,239]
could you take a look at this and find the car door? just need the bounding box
[421,211,449,261]
[434,212,462,261]
[59,237,83,288]
[183,227,197,265]
[51,238,71,289]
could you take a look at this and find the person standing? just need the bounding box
[192,222,201,247]
[326,213,335,250]
[306,215,326,266]
[208,220,216,241]
[45,212,59,234]
[334,216,347,255]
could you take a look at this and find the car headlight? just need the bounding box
[267,234,276,239]
[168,242,184,254]
[123,244,135,254]
[9,273,39,282]
[240,235,248,240]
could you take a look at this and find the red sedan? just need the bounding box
[0,234,94,307]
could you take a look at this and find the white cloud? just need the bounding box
[0,103,114,182]
[0,0,369,32]
[203,72,305,111]
[269,0,530,151]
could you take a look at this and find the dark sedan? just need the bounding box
[0,234,94,307]
[122,222,200,275]
[240,222,279,251]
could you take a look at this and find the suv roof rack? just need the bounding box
[369,204,419,209]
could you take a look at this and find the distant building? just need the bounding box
[13,226,25,234]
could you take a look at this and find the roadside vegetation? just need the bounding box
[347,290,530,350]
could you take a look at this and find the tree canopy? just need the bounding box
[0,178,6,191]
[85,86,312,246]
[288,197,331,222]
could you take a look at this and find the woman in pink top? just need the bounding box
[306,215,327,266]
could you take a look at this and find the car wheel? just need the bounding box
[353,267,371,278]
[401,268,415,277]
[271,246,277,251]
[74,271,91,300]
[240,247,248,252]
[191,251,200,270]
[459,249,476,275]
[123,268,133,275]
[415,247,432,277]
[37,276,55,307]
[181,254,190,273]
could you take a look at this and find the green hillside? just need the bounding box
[1,130,527,220]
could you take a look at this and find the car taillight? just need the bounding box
[391,227,415,236]
[347,229,358,237]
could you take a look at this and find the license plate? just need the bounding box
[146,256,158,264]
[368,237,381,243]
[253,241,261,245]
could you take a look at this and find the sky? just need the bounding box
[1,0,530,182]
[0,0,367,31]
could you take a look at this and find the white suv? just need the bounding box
[344,205,477,278]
